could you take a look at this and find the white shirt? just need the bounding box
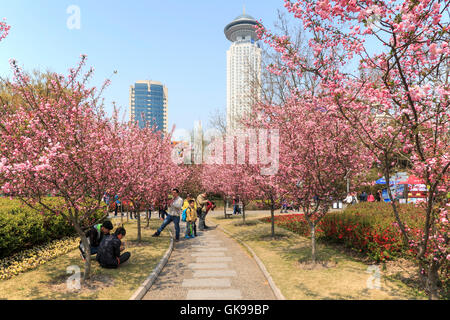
[168,196,183,217]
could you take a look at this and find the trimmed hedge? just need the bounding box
[0,197,106,258]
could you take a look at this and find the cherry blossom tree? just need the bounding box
[114,121,188,243]
[258,0,449,298]
[202,129,283,233]
[0,56,116,280]
[202,160,260,225]
[249,96,370,263]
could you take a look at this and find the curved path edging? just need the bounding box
[129,231,174,300]
[215,223,286,300]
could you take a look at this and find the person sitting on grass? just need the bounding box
[185,199,197,239]
[79,220,114,261]
[96,227,130,269]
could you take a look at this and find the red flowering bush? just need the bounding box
[261,203,425,262]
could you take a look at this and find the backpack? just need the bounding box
[181,208,187,222]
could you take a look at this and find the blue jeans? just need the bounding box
[78,244,98,259]
[157,214,180,240]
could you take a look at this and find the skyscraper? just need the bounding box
[224,10,262,132]
[129,80,168,132]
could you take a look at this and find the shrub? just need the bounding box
[0,197,106,258]
[246,200,277,210]
[261,202,425,262]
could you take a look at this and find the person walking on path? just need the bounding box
[232,197,241,215]
[153,188,184,241]
[281,199,288,213]
[114,194,121,217]
[196,192,209,231]
[96,227,130,269]
[184,199,197,239]
[158,201,168,220]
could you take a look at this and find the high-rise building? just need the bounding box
[224,10,262,132]
[129,80,168,132]
[193,120,203,164]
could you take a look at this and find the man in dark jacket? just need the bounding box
[79,220,114,261]
[96,227,130,269]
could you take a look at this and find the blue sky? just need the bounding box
[0,0,287,132]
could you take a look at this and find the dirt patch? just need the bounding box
[383,258,417,276]
[315,240,377,264]
[381,258,422,288]
[258,233,290,241]
[124,241,149,248]
[50,274,114,293]
[233,220,260,227]
[296,260,338,270]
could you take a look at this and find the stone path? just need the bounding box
[142,219,276,300]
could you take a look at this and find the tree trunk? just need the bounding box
[73,222,91,281]
[146,209,150,228]
[242,205,246,225]
[426,260,441,300]
[137,210,141,243]
[311,224,317,264]
[270,203,275,238]
[83,242,92,282]
[303,211,318,264]
[223,198,227,219]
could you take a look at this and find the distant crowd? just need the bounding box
[344,190,383,205]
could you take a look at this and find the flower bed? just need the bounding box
[0,236,79,280]
[261,203,425,262]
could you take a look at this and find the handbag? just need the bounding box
[181,208,187,222]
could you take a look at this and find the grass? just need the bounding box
[208,210,427,300]
[0,216,171,300]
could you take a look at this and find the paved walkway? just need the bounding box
[142,218,276,300]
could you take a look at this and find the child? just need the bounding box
[185,199,197,238]
[182,194,197,211]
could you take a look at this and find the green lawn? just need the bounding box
[0,217,171,300]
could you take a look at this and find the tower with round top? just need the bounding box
[224,10,262,132]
